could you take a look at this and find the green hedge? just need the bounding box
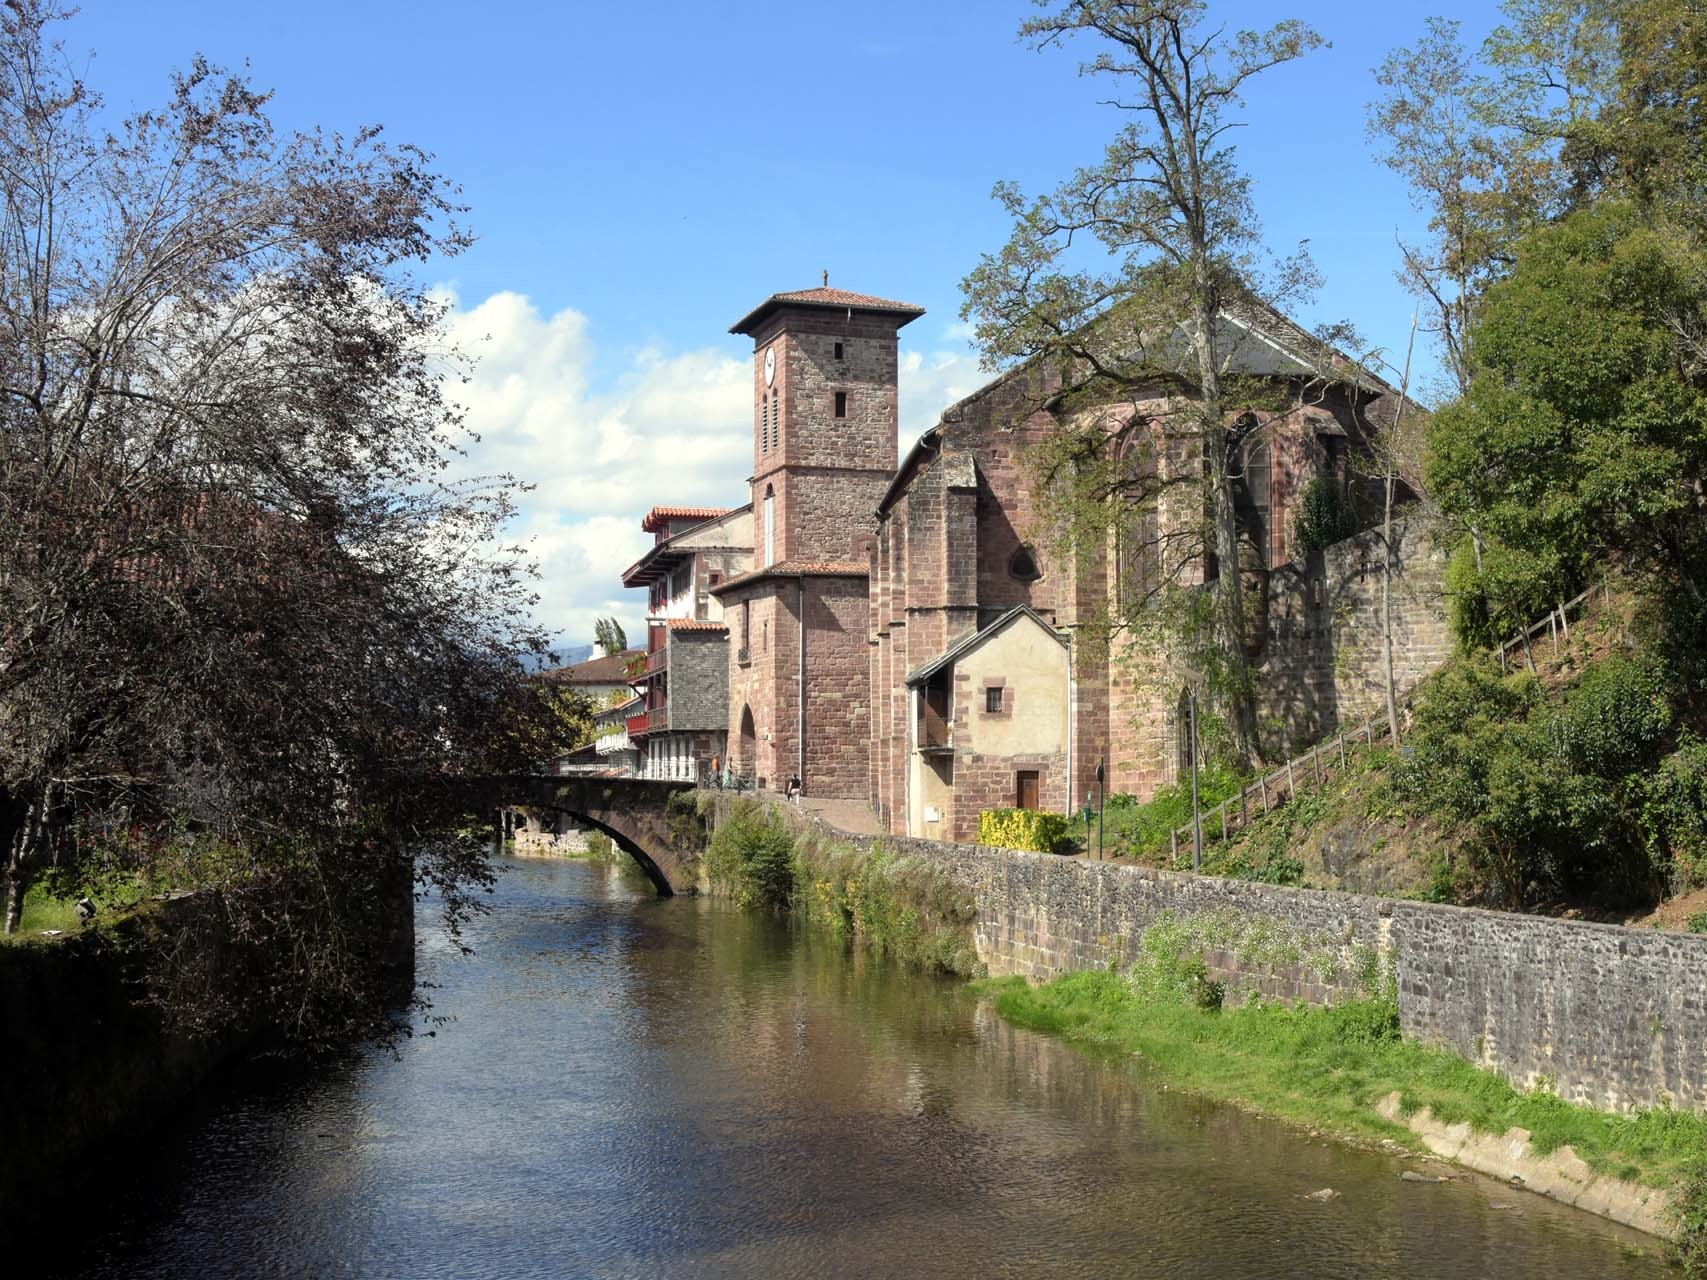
[978,808,1069,853]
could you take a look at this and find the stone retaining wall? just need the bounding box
[772,799,1707,1113]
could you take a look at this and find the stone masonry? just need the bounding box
[765,797,1707,1115]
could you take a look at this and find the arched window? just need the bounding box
[763,484,775,567]
[1009,545,1042,583]
[1233,427,1271,568]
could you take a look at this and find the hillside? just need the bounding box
[1086,586,1707,931]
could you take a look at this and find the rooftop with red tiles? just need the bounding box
[730,286,925,336]
[640,505,734,534]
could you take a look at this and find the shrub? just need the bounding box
[1687,913,1707,935]
[790,834,984,977]
[978,808,1069,853]
[1674,1157,1707,1278]
[1562,653,1671,777]
[705,800,796,910]
[1639,737,1707,892]
[1293,475,1358,557]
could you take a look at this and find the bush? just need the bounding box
[1293,475,1359,557]
[1675,1157,1707,1278]
[791,834,984,978]
[1562,653,1671,776]
[705,801,796,911]
[978,808,1070,853]
[1639,737,1707,892]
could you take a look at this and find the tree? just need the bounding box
[1427,201,1707,621]
[0,6,570,1043]
[594,616,628,655]
[961,0,1330,764]
[1368,5,1617,401]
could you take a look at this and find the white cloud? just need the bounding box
[435,287,996,656]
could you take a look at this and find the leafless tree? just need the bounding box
[0,4,567,1043]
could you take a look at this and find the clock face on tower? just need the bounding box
[763,346,776,387]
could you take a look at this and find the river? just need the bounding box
[46,855,1663,1279]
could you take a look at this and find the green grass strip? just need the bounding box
[980,969,1707,1190]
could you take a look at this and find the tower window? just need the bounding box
[761,397,770,454]
[1009,546,1042,583]
[834,342,844,361]
[834,391,847,418]
[771,391,779,452]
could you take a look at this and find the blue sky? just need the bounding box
[73,1,1491,652]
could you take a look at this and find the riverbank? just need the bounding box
[717,794,1706,1265]
[983,963,1704,1257]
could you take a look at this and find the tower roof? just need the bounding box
[730,286,925,336]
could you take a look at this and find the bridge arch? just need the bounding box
[463,776,702,895]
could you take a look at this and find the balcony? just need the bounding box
[644,647,668,676]
[627,706,669,737]
[595,729,632,755]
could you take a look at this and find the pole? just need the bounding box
[1190,692,1202,872]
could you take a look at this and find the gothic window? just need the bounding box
[1233,428,1272,568]
[1116,438,1161,611]
[1009,545,1042,583]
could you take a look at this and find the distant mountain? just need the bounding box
[557,643,594,666]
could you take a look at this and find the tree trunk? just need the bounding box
[1188,297,1258,768]
[1382,477,1402,747]
[3,868,22,934]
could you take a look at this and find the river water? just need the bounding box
[49,855,1663,1279]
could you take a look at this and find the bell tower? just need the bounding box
[730,284,923,566]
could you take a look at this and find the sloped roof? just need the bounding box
[708,559,869,595]
[542,648,644,685]
[731,286,925,336]
[905,606,1068,687]
[640,505,734,533]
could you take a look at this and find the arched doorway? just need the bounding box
[738,704,757,771]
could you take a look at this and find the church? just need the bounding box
[681,283,1453,839]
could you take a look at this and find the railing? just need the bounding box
[644,647,668,676]
[595,730,631,755]
[626,712,650,738]
[1169,579,1609,861]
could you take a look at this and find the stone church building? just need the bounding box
[690,285,1450,840]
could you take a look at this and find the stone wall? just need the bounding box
[768,800,1707,1114]
[669,629,729,732]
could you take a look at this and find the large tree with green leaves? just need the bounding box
[1402,1,1707,645]
[961,0,1335,765]
[1428,203,1707,625]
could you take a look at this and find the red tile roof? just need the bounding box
[640,505,734,533]
[730,286,925,335]
[668,618,729,632]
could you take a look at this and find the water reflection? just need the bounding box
[46,857,1663,1279]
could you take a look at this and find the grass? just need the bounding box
[981,967,1707,1191]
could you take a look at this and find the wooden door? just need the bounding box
[1016,770,1039,811]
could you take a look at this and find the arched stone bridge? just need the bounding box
[461,775,702,894]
